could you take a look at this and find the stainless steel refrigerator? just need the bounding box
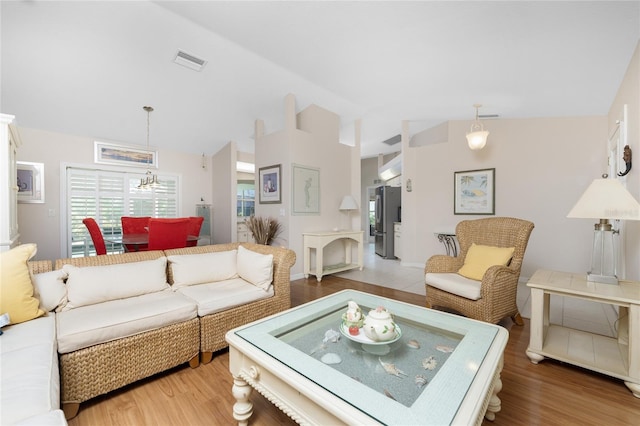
[374,186,401,258]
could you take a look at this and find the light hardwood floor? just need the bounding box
[68,276,640,426]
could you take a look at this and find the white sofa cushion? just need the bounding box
[62,257,169,310]
[177,278,274,317]
[56,289,197,354]
[32,269,68,312]
[237,245,273,291]
[1,315,61,425]
[168,250,238,289]
[14,410,67,425]
[425,272,482,301]
[1,312,56,353]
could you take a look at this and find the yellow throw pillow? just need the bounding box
[0,244,45,324]
[458,243,515,281]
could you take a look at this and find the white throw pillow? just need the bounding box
[237,245,273,291]
[31,269,68,312]
[62,257,169,310]
[168,250,238,289]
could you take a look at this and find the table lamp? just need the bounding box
[567,176,640,284]
[339,195,359,231]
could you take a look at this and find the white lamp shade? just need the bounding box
[339,195,358,211]
[466,130,489,150]
[567,178,640,220]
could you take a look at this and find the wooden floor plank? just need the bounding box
[67,276,640,425]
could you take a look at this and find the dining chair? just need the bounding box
[82,218,107,255]
[147,218,190,250]
[121,216,151,251]
[186,216,204,247]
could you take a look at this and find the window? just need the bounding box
[237,181,255,217]
[66,167,179,257]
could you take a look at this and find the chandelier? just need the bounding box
[137,106,160,189]
[466,104,489,150]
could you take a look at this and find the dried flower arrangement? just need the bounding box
[246,215,282,245]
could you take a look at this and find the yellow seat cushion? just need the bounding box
[0,244,45,324]
[457,243,515,281]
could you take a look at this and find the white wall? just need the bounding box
[255,95,359,278]
[211,141,235,244]
[402,116,608,281]
[15,127,213,261]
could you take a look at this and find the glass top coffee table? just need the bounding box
[226,290,508,425]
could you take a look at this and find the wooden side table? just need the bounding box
[525,269,640,397]
[303,231,364,282]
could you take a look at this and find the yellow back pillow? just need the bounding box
[0,243,45,324]
[458,243,515,281]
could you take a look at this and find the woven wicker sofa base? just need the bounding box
[426,285,521,325]
[199,295,290,363]
[60,317,200,419]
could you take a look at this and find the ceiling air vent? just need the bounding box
[173,50,207,72]
[382,134,401,146]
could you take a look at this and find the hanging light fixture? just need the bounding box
[137,106,160,190]
[466,104,489,150]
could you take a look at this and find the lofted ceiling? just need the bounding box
[1,1,638,159]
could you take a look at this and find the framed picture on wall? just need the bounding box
[258,164,281,204]
[292,164,320,215]
[17,161,45,203]
[454,168,495,215]
[94,141,158,168]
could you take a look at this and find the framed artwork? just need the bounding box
[292,164,320,215]
[17,161,45,203]
[94,141,158,168]
[258,164,281,204]
[454,168,495,215]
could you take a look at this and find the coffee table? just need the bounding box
[226,290,508,425]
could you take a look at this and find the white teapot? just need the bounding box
[362,306,398,342]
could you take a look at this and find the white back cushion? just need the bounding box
[237,245,273,291]
[62,257,168,310]
[31,269,68,312]
[168,250,238,289]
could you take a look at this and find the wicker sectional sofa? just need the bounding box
[1,258,68,425]
[4,242,295,422]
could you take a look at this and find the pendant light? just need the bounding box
[137,106,160,189]
[466,104,489,150]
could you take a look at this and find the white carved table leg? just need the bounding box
[485,356,503,421]
[232,375,253,426]
[303,245,310,279]
[316,244,324,282]
[527,287,548,364]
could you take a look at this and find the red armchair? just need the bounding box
[147,218,190,250]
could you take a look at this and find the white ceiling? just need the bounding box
[1,1,638,159]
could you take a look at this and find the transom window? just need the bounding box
[65,166,180,257]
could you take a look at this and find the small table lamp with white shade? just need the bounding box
[567,176,640,284]
[339,195,359,231]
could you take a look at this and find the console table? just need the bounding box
[303,231,363,282]
[525,269,640,397]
